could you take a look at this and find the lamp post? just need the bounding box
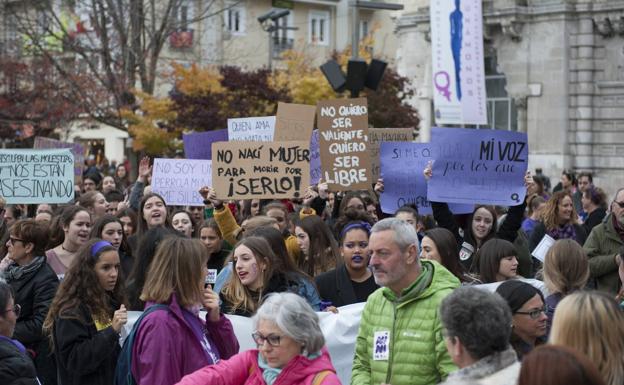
[257,9,292,71]
[320,1,403,97]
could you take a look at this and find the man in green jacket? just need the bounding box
[351,218,460,385]
[584,188,624,294]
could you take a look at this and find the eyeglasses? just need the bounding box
[8,237,25,245]
[613,201,624,209]
[3,304,20,318]
[251,331,282,347]
[515,306,547,320]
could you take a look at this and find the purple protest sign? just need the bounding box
[379,142,473,215]
[183,129,228,160]
[310,130,321,185]
[427,127,528,206]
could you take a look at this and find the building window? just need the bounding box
[225,2,246,35]
[360,19,369,37]
[272,9,294,58]
[309,10,329,45]
[481,56,517,131]
[172,1,193,31]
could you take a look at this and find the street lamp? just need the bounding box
[320,1,403,97]
[257,9,294,70]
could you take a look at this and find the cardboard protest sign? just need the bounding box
[379,142,473,215]
[309,130,321,185]
[274,102,316,141]
[152,158,212,206]
[227,116,275,141]
[427,127,529,206]
[212,141,310,200]
[369,128,413,182]
[183,129,228,160]
[0,149,74,204]
[317,98,371,191]
[34,137,84,183]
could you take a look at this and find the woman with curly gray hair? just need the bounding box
[177,292,341,385]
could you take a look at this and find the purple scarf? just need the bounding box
[547,223,577,241]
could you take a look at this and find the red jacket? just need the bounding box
[175,348,341,385]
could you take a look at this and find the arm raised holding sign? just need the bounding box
[425,162,532,276]
[199,186,241,247]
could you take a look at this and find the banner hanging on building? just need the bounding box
[430,0,487,125]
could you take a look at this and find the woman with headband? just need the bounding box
[43,239,128,385]
[315,209,378,311]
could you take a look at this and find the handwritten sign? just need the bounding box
[183,129,228,160]
[369,128,413,182]
[274,102,316,141]
[427,127,529,206]
[0,149,74,204]
[379,142,472,215]
[152,158,212,206]
[317,98,371,191]
[212,141,310,200]
[34,137,84,183]
[310,130,321,185]
[227,116,275,141]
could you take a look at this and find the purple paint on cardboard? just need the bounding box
[379,142,473,215]
[183,129,228,160]
[427,127,528,206]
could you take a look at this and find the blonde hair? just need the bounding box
[140,237,207,309]
[221,237,277,315]
[550,291,624,385]
[543,239,589,295]
[541,191,578,231]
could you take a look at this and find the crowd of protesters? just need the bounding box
[0,156,623,385]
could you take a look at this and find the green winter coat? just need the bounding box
[583,214,623,294]
[351,260,460,385]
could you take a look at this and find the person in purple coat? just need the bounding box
[131,237,240,385]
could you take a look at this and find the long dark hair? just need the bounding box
[464,205,498,248]
[475,238,517,283]
[90,215,131,257]
[126,227,181,310]
[295,215,339,276]
[43,239,127,344]
[136,193,170,237]
[47,206,91,249]
[424,227,467,281]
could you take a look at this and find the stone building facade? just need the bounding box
[396,0,624,196]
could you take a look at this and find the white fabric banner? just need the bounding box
[122,279,545,384]
[430,0,487,125]
[124,302,364,384]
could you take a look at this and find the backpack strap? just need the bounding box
[311,370,332,385]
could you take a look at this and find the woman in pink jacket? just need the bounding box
[176,292,341,385]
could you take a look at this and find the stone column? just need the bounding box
[572,16,595,171]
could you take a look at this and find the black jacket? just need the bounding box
[529,222,587,252]
[583,207,607,235]
[432,201,526,272]
[53,304,121,385]
[0,338,39,385]
[7,259,58,385]
[315,264,378,307]
[9,261,59,346]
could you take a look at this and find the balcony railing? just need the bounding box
[272,37,293,58]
